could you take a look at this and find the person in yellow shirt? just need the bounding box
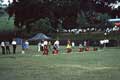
[66,39,72,53]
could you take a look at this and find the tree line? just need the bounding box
[6,0,120,33]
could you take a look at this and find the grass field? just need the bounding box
[0,46,120,80]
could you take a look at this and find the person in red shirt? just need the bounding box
[43,45,48,55]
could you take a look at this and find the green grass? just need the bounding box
[0,14,14,31]
[0,46,120,80]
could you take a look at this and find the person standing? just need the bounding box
[72,41,75,48]
[1,41,5,55]
[21,40,26,54]
[11,39,17,54]
[25,40,29,50]
[5,41,11,54]
[48,41,52,51]
[38,41,41,52]
[100,40,104,49]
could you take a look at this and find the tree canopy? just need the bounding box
[6,0,120,32]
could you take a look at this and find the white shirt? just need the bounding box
[54,40,60,48]
[72,42,75,47]
[1,42,5,46]
[54,40,59,45]
[43,41,48,45]
[100,40,104,44]
[25,41,29,45]
[12,41,17,45]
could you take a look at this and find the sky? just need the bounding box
[2,0,13,5]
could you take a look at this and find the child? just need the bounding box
[53,44,59,55]
[43,45,48,55]
[66,39,72,53]
[79,43,84,52]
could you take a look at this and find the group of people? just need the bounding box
[37,40,60,55]
[1,38,109,55]
[0,39,17,55]
[0,39,29,55]
[37,39,93,55]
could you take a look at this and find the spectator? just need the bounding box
[72,41,75,48]
[21,40,26,54]
[11,39,17,54]
[100,40,104,49]
[5,41,11,54]
[25,40,29,50]
[1,41,5,55]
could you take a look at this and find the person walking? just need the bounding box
[1,41,5,55]
[11,39,17,54]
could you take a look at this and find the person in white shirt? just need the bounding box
[43,40,48,46]
[38,41,41,52]
[100,40,104,49]
[72,41,75,48]
[54,40,60,49]
[25,40,29,49]
[1,41,5,55]
[11,39,17,54]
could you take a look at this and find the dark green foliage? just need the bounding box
[32,17,54,33]
[6,0,119,32]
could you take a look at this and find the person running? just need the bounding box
[1,41,5,55]
[5,41,11,54]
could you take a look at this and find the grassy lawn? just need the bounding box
[0,46,120,80]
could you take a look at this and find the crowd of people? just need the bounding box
[0,39,109,55]
[0,39,29,55]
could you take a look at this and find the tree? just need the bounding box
[76,11,88,29]
[32,17,54,33]
[6,0,119,33]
